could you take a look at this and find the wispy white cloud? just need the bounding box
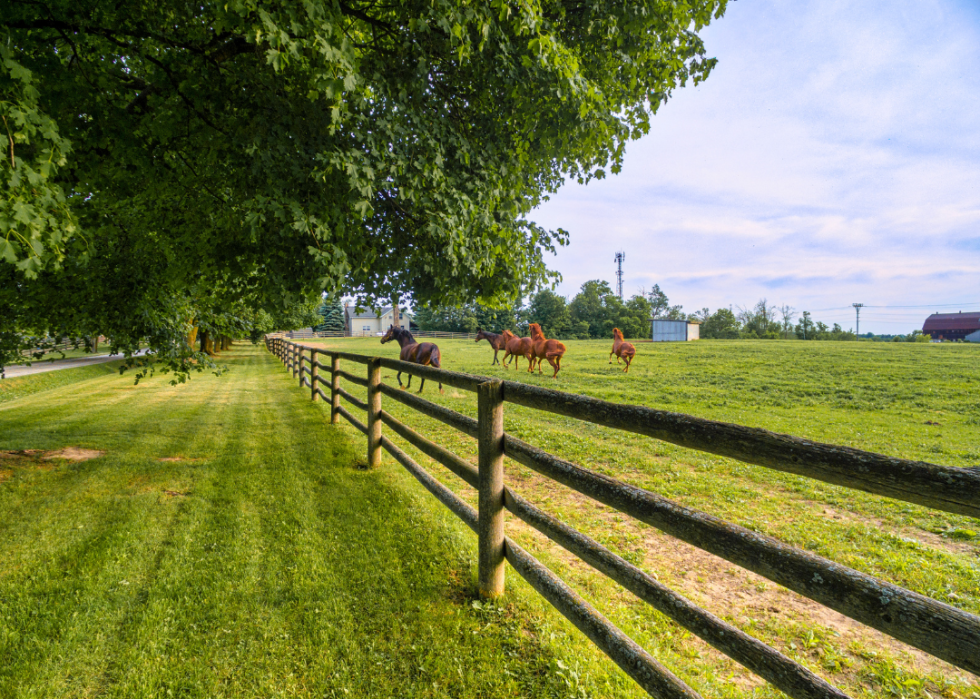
[533,0,980,332]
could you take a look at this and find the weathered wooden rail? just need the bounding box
[266,336,980,699]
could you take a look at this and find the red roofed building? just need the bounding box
[922,312,980,341]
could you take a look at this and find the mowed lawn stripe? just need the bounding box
[0,345,601,699]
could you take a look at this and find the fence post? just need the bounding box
[292,344,299,380]
[311,350,319,401]
[367,358,382,468]
[330,355,340,424]
[478,379,506,598]
[298,347,305,388]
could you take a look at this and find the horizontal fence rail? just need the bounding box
[265,336,980,699]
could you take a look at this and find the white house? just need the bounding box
[345,305,414,336]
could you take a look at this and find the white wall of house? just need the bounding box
[347,308,414,335]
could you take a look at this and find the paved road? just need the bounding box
[3,350,151,378]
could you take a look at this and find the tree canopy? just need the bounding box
[1,0,727,373]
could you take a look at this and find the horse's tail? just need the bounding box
[546,344,566,358]
[430,347,441,368]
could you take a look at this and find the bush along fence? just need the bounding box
[265,336,980,699]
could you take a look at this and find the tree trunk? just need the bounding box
[187,325,198,351]
[200,330,216,356]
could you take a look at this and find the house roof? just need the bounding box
[922,312,980,332]
[346,306,412,320]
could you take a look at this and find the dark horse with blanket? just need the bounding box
[380,326,443,394]
[475,328,507,365]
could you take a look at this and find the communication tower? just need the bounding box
[614,251,625,300]
[852,303,864,336]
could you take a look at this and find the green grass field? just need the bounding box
[0,346,611,699]
[305,336,980,699]
[1,339,978,698]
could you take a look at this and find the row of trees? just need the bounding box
[416,286,924,343]
[692,301,859,340]
[415,282,683,339]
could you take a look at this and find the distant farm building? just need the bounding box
[922,312,980,341]
[345,305,415,336]
[651,319,700,342]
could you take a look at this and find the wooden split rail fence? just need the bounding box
[266,336,980,699]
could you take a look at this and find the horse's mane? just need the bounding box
[396,326,416,343]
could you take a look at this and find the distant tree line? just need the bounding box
[416,282,684,340]
[414,283,928,342]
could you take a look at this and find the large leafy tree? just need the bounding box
[527,289,570,337]
[1,0,727,372]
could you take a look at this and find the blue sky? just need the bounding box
[532,0,980,334]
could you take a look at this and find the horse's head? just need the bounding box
[613,327,624,341]
[528,323,545,339]
[501,329,515,341]
[474,329,487,342]
[380,325,396,344]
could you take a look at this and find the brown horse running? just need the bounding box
[501,329,534,371]
[380,326,443,394]
[528,323,566,378]
[475,329,507,365]
[609,327,636,373]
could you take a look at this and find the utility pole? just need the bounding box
[852,303,863,337]
[614,251,625,300]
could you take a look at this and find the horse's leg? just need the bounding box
[406,373,413,390]
[609,350,614,364]
[427,352,444,393]
[397,370,404,388]
[417,377,425,394]
[549,357,560,378]
[492,349,499,365]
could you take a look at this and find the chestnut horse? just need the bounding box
[528,323,566,378]
[609,327,636,373]
[475,329,507,365]
[500,329,534,371]
[380,326,443,394]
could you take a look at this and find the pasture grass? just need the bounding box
[308,336,980,698]
[0,359,126,404]
[0,344,609,699]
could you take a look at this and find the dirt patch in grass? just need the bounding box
[157,456,202,463]
[0,448,105,474]
[163,489,189,497]
[42,447,105,462]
